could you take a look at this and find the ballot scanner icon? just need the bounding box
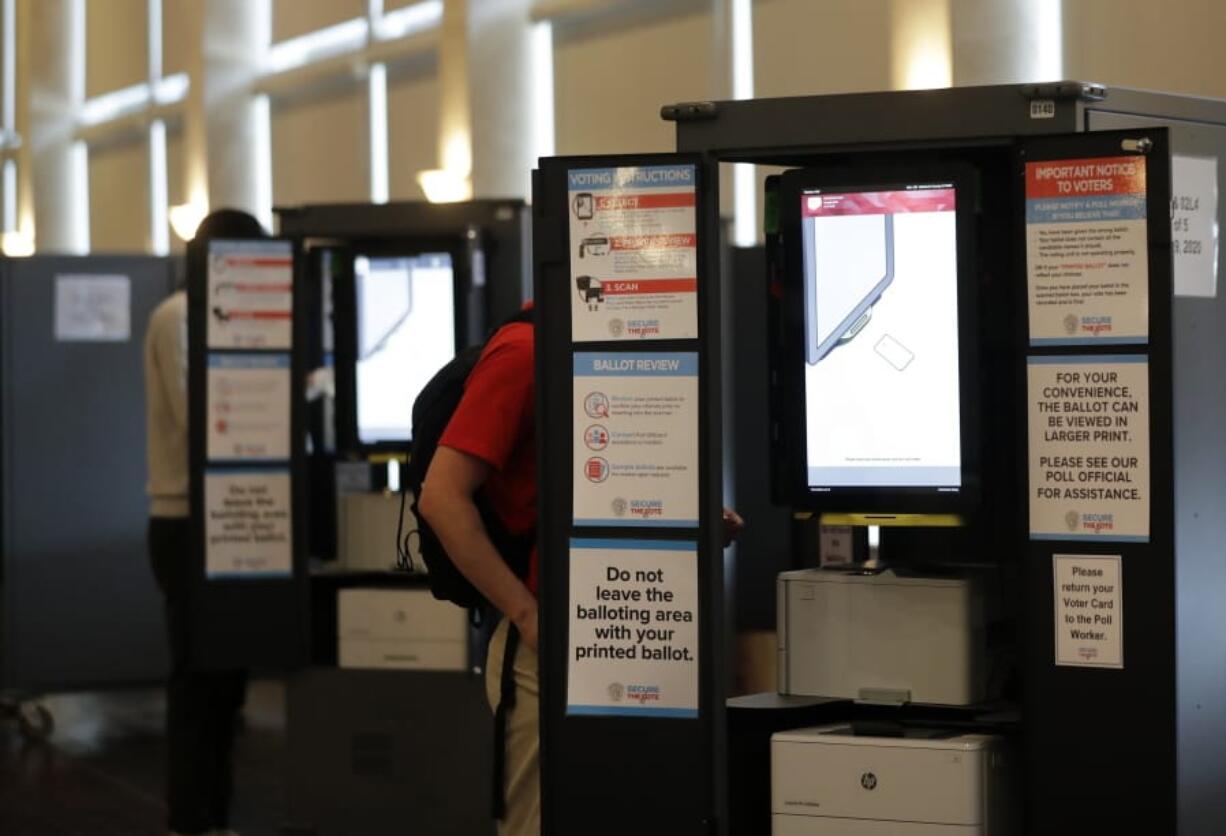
[576,276,604,305]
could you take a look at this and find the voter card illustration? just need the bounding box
[874,334,915,371]
[806,212,896,364]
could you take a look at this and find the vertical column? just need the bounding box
[179,0,270,235]
[428,0,552,202]
[951,0,1063,86]
[889,0,951,90]
[25,0,87,253]
[421,0,473,202]
[466,0,534,199]
[203,0,271,227]
[710,0,755,246]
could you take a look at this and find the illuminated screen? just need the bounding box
[355,253,455,445]
[801,184,962,491]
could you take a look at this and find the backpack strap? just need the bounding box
[491,622,521,820]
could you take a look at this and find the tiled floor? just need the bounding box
[0,680,288,836]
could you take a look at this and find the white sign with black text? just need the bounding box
[567,538,698,718]
[1053,554,1123,669]
[205,469,293,578]
[1028,356,1150,542]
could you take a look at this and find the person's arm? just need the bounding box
[418,446,539,650]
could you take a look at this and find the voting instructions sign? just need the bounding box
[568,165,698,342]
[207,240,294,350]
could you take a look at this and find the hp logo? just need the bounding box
[860,772,878,791]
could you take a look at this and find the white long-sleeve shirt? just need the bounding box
[144,290,189,518]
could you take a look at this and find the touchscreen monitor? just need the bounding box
[354,252,456,445]
[784,170,975,509]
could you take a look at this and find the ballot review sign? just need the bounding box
[1025,155,1149,345]
[567,539,699,718]
[572,352,699,527]
[568,164,698,342]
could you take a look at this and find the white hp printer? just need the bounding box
[777,568,991,705]
[772,724,1017,835]
[338,588,468,671]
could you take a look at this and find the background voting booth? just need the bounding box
[532,83,1226,836]
[186,200,528,835]
[1,257,176,733]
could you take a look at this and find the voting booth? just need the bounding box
[185,200,530,835]
[1,257,175,708]
[531,83,1226,835]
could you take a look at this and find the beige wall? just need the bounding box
[89,139,148,251]
[388,67,439,201]
[272,0,364,43]
[271,83,368,207]
[754,0,893,98]
[1064,0,1226,100]
[554,9,714,156]
[86,0,147,95]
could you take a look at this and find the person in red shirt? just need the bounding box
[419,314,743,836]
[418,317,540,836]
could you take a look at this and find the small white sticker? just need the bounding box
[819,525,854,567]
[54,275,131,342]
[1030,99,1057,120]
[1171,155,1219,298]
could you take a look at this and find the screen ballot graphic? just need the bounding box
[567,538,699,718]
[207,239,294,350]
[568,164,698,342]
[799,186,962,490]
[572,352,699,527]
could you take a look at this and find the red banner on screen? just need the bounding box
[802,188,956,217]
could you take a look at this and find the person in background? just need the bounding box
[145,208,266,836]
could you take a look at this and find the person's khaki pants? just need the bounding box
[486,619,540,836]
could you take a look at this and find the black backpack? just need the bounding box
[400,310,535,609]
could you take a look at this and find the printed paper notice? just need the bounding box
[205,469,292,578]
[572,352,698,527]
[207,354,291,461]
[567,539,698,718]
[1171,155,1219,298]
[207,239,294,349]
[54,275,130,342]
[568,165,698,342]
[1029,356,1149,542]
[1053,554,1123,669]
[1026,156,1148,345]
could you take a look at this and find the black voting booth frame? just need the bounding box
[187,200,531,836]
[531,84,1226,836]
